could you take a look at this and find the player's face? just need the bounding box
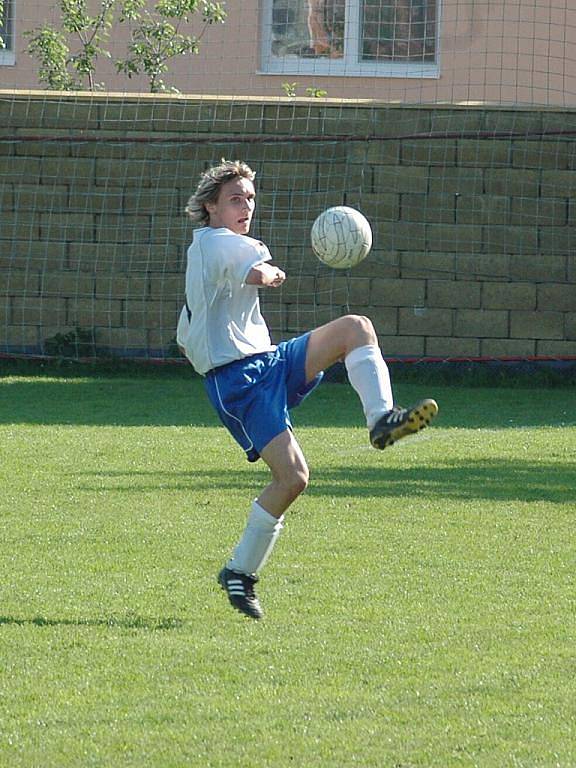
[206,177,256,235]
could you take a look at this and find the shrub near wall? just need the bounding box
[0,92,575,360]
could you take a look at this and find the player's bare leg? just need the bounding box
[257,430,309,518]
[305,314,377,379]
[218,430,308,619]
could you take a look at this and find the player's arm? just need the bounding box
[246,262,286,288]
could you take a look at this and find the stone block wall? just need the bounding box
[0,92,575,361]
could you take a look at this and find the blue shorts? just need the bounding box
[203,333,323,462]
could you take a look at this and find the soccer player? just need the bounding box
[177,159,438,620]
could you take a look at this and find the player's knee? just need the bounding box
[284,466,309,500]
[292,466,309,496]
[344,314,377,346]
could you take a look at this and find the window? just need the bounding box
[0,0,15,65]
[261,0,439,78]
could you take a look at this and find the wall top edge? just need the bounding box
[2,89,576,113]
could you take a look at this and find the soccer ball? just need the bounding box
[311,206,372,269]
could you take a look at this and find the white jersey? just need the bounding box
[176,227,276,375]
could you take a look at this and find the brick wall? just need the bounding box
[1,92,575,361]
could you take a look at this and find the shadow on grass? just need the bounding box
[0,377,216,427]
[0,615,184,631]
[1,376,574,429]
[73,458,576,504]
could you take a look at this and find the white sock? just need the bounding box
[345,344,394,429]
[227,500,284,576]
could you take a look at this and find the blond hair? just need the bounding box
[185,159,256,226]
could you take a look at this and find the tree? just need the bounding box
[25,0,118,90]
[25,0,226,92]
[116,0,226,93]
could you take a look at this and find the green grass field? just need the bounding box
[0,370,574,767]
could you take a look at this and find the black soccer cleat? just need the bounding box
[217,567,264,620]
[370,399,438,449]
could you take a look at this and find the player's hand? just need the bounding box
[246,263,286,288]
[269,268,286,287]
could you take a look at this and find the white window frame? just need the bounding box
[0,0,15,66]
[260,0,440,79]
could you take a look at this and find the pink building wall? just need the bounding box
[2,0,576,106]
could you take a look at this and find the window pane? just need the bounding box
[271,0,345,59]
[361,0,437,62]
[1,0,13,50]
